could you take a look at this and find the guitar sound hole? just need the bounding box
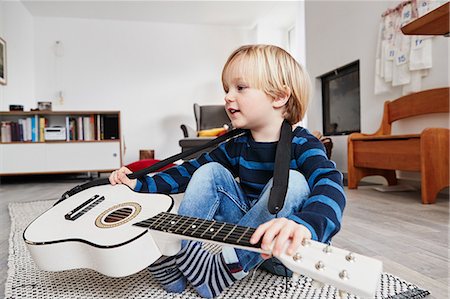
[104,207,133,223]
[95,202,141,229]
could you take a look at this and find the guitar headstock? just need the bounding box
[276,239,382,298]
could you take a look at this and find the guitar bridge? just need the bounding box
[64,195,105,221]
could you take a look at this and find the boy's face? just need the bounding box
[223,75,277,131]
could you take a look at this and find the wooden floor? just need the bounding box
[0,175,448,298]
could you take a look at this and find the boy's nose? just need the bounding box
[224,93,235,103]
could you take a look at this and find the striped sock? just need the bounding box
[176,241,237,298]
[147,255,186,293]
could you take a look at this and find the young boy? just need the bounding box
[109,44,346,298]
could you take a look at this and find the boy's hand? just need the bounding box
[108,166,137,189]
[249,218,312,259]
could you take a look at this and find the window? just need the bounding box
[320,61,361,136]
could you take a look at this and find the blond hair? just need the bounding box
[222,44,311,124]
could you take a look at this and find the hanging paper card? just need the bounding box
[395,50,408,66]
[386,44,395,61]
[411,36,425,49]
[401,3,413,25]
[409,38,432,70]
[417,0,430,17]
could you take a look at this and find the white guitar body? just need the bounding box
[23,184,180,277]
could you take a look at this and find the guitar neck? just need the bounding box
[134,212,383,299]
[133,212,263,252]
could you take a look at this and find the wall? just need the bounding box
[305,1,449,183]
[32,17,252,164]
[0,1,35,110]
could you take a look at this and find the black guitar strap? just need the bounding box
[57,121,293,215]
[268,120,292,214]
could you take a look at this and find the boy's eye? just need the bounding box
[237,85,247,91]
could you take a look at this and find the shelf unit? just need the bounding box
[0,110,122,175]
[401,2,449,36]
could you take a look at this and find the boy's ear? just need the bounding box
[272,86,291,108]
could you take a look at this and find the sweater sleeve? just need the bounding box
[287,129,346,243]
[134,140,236,194]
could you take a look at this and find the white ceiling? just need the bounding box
[21,1,300,28]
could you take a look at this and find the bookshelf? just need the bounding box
[0,111,122,175]
[401,2,449,36]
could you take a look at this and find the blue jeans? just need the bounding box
[178,162,310,275]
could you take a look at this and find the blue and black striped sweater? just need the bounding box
[135,126,346,243]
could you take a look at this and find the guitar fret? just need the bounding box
[211,223,226,239]
[191,218,207,236]
[182,218,198,234]
[200,221,226,240]
[222,224,237,241]
[174,217,191,233]
[151,213,167,229]
[225,226,251,243]
[200,221,216,237]
[236,227,250,244]
[160,213,178,231]
[167,215,183,232]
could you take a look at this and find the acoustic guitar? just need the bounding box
[24,184,382,298]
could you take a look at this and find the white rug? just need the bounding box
[5,200,430,299]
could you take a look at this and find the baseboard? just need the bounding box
[342,173,449,195]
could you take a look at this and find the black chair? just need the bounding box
[179,103,230,160]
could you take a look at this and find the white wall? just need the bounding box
[32,17,252,164]
[305,1,449,182]
[0,1,35,110]
[0,1,304,167]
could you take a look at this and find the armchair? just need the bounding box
[179,103,230,160]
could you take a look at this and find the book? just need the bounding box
[39,117,46,142]
[1,121,12,142]
[103,115,119,140]
[65,116,70,141]
[77,116,84,140]
[83,116,91,141]
[31,115,38,142]
[96,114,101,141]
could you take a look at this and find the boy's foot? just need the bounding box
[176,241,242,298]
[147,255,187,293]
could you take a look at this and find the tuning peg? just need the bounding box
[301,239,311,246]
[323,245,332,254]
[291,272,301,282]
[338,289,348,298]
[292,252,302,261]
[315,261,325,271]
[311,279,325,289]
[339,270,349,280]
[345,252,356,262]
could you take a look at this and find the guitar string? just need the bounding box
[148,213,256,241]
[143,213,258,245]
[149,213,254,240]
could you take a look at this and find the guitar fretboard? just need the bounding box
[133,212,262,250]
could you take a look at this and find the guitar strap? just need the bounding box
[57,121,293,216]
[268,120,292,214]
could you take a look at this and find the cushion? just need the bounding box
[126,159,176,172]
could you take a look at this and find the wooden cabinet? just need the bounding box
[0,111,122,175]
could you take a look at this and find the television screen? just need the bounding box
[321,61,361,136]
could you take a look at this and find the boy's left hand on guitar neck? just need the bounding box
[249,218,312,259]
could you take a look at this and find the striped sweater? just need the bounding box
[135,126,346,243]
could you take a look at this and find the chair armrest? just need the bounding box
[180,124,197,138]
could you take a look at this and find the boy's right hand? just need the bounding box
[108,166,137,189]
